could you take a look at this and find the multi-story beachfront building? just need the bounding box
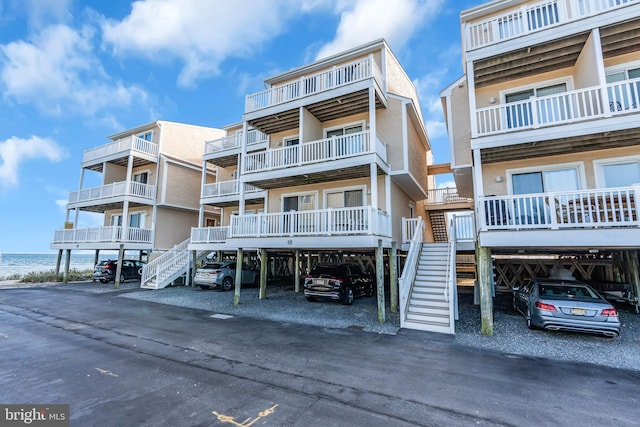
[441,0,640,333]
[140,39,453,329]
[51,121,224,280]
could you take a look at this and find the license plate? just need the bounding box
[571,308,586,316]
[314,279,326,285]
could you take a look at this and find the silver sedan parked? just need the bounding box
[513,278,620,337]
[194,261,260,291]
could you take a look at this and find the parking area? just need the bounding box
[8,279,640,371]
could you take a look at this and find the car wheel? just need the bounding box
[119,274,125,283]
[222,277,233,291]
[306,296,317,302]
[100,279,108,284]
[526,308,538,330]
[342,287,354,305]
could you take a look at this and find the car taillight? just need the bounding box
[601,308,618,317]
[535,301,557,312]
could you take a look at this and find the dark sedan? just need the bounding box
[303,263,374,305]
[93,259,145,283]
[513,278,620,337]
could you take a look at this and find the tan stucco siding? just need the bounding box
[604,51,640,69]
[407,113,428,191]
[377,98,404,170]
[450,82,472,167]
[389,180,416,243]
[162,162,201,209]
[481,145,640,196]
[153,207,197,250]
[301,108,322,142]
[159,122,224,164]
[575,32,601,88]
[384,52,423,121]
[102,163,127,184]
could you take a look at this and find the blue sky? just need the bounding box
[0,0,484,252]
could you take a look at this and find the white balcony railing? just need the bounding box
[475,79,640,137]
[229,206,391,238]
[52,226,153,244]
[465,0,637,51]
[243,131,376,174]
[202,181,262,198]
[480,186,640,231]
[454,214,476,242]
[68,181,155,204]
[204,129,268,155]
[83,136,159,164]
[190,226,230,244]
[245,56,382,113]
[426,187,473,205]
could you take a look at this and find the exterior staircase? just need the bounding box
[403,243,455,334]
[429,211,448,243]
[141,238,191,290]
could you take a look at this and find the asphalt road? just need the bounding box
[1,288,638,426]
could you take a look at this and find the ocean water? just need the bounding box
[0,252,117,279]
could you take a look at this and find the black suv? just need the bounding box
[303,263,374,305]
[93,259,145,283]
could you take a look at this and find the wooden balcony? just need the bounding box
[203,130,268,167]
[82,136,159,171]
[67,181,155,212]
[465,0,637,52]
[201,180,264,207]
[245,56,384,113]
[425,188,474,208]
[51,226,153,249]
[474,78,640,138]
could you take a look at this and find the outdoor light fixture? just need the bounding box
[495,176,503,183]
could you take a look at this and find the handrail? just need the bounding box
[69,181,155,204]
[141,238,190,287]
[444,216,458,328]
[399,217,424,327]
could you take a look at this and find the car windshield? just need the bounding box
[202,263,224,269]
[539,284,600,300]
[310,265,338,277]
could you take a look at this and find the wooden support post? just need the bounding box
[625,250,640,313]
[189,250,197,287]
[234,248,243,306]
[62,249,71,283]
[390,241,398,313]
[259,249,267,299]
[306,253,311,275]
[114,244,125,290]
[294,250,301,293]
[376,239,385,323]
[477,245,493,336]
[94,250,100,269]
[55,250,63,275]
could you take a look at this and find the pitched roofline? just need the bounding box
[264,38,388,86]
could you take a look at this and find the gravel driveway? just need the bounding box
[22,280,640,372]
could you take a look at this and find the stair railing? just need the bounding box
[444,215,459,328]
[141,238,190,288]
[399,216,424,327]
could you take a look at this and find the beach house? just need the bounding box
[441,0,640,333]
[51,121,224,280]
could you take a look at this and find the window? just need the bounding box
[283,194,315,211]
[137,131,153,142]
[325,123,365,156]
[595,157,640,188]
[129,212,146,228]
[326,189,364,208]
[111,214,122,226]
[206,218,217,227]
[505,82,568,128]
[133,171,149,184]
[606,66,640,111]
[509,165,581,226]
[283,136,299,165]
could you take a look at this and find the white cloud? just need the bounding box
[22,0,73,28]
[0,24,147,117]
[102,0,325,88]
[0,136,66,190]
[315,0,444,59]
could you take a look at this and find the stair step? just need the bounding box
[406,311,450,323]
[408,304,450,315]
[403,318,453,334]
[410,298,448,307]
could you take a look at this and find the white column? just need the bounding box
[467,60,478,138]
[122,154,134,242]
[198,160,207,227]
[370,163,378,210]
[239,122,248,215]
